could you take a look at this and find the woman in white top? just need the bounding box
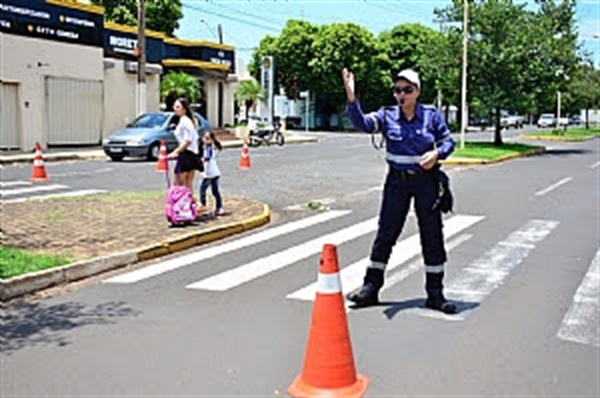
[167,98,201,190]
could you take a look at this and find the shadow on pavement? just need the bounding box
[0,301,141,356]
[346,298,480,320]
[540,148,592,157]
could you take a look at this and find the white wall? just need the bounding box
[1,34,103,150]
[103,58,160,136]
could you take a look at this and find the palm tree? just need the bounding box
[234,79,264,122]
[160,71,201,111]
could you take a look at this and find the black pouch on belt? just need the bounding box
[432,168,453,214]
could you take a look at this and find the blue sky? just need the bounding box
[175,0,600,70]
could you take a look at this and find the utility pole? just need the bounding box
[433,18,448,112]
[218,23,223,44]
[460,0,468,149]
[136,0,146,116]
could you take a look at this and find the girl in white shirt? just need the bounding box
[168,98,201,190]
[199,130,225,216]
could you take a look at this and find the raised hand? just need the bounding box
[342,68,356,102]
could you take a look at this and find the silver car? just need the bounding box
[102,112,211,161]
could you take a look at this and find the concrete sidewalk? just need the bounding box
[0,133,319,165]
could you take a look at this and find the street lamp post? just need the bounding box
[460,0,469,149]
[136,0,146,116]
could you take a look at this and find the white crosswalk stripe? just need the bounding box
[286,215,484,302]
[186,216,379,291]
[557,247,600,348]
[0,180,106,203]
[104,210,351,284]
[1,184,69,197]
[405,219,559,321]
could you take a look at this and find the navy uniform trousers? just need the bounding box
[367,166,447,300]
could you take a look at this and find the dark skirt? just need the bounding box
[175,150,202,173]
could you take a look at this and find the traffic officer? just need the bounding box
[342,67,457,314]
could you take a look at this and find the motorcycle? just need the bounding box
[248,120,285,147]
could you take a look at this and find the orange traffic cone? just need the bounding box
[288,244,370,398]
[30,142,49,181]
[155,140,168,173]
[239,140,251,170]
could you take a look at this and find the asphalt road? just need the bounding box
[1,132,599,397]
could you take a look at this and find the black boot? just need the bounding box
[346,268,384,307]
[425,272,457,314]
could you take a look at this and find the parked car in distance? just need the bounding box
[537,113,556,128]
[568,115,581,125]
[102,112,211,161]
[557,117,569,127]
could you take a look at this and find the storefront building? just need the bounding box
[0,0,237,151]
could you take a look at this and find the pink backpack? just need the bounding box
[163,160,197,226]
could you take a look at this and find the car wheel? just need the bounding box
[147,142,160,161]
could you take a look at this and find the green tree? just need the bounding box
[234,79,265,121]
[91,0,183,37]
[437,0,580,145]
[378,23,444,104]
[249,20,320,100]
[309,22,387,128]
[160,71,201,110]
[564,63,600,128]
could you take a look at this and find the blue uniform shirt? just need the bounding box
[346,100,455,172]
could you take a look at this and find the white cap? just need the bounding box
[395,69,420,90]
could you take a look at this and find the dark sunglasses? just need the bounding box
[394,86,415,95]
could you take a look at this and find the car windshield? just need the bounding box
[130,113,168,128]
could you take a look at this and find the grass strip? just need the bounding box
[450,142,542,160]
[0,246,72,279]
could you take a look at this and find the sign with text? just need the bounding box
[103,28,163,63]
[0,0,103,47]
[260,56,274,125]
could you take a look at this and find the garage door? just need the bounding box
[45,77,104,145]
[0,82,21,150]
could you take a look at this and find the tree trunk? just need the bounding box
[245,100,252,122]
[165,93,177,111]
[585,108,590,130]
[494,107,503,146]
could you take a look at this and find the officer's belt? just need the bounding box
[385,153,422,164]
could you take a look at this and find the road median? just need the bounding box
[441,142,546,165]
[0,192,270,302]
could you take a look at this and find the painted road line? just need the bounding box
[382,234,474,293]
[557,247,600,348]
[535,177,572,196]
[186,216,379,291]
[590,161,600,169]
[3,189,107,204]
[287,215,484,302]
[409,219,559,321]
[343,233,474,317]
[104,210,351,284]
[0,181,32,188]
[0,184,68,197]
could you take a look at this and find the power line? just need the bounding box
[182,3,281,33]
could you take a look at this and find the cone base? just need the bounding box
[31,176,48,182]
[287,373,369,398]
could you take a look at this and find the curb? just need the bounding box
[440,147,546,166]
[0,203,271,302]
[519,134,599,142]
[0,136,319,165]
